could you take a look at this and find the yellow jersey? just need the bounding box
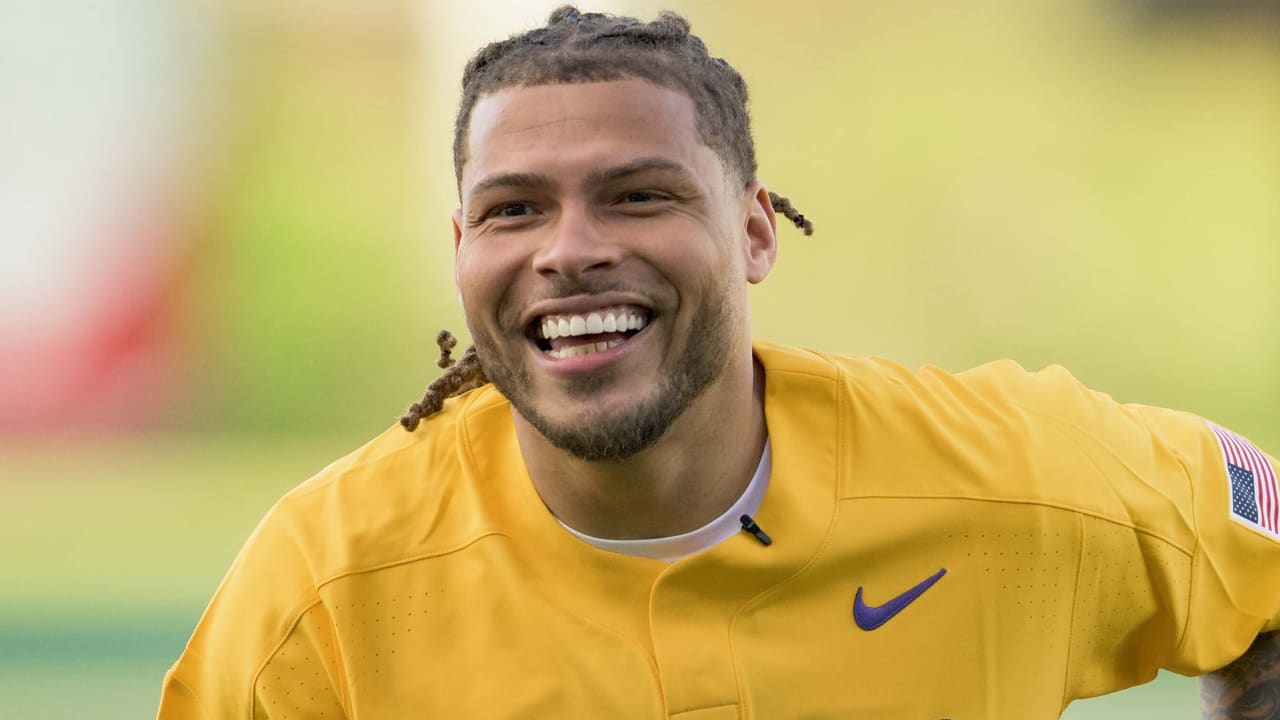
[158,341,1280,719]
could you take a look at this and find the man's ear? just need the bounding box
[452,208,464,254]
[743,181,778,284]
[452,208,465,303]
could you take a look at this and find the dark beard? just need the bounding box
[471,289,735,462]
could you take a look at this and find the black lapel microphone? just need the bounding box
[739,514,772,546]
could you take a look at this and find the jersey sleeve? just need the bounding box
[1127,404,1280,671]
[157,500,348,719]
[959,362,1280,694]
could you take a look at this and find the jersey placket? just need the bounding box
[647,359,844,719]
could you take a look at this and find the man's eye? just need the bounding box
[489,202,535,219]
[620,191,666,204]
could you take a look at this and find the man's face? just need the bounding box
[453,79,774,461]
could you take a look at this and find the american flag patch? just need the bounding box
[1208,422,1280,538]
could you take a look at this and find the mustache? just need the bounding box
[530,277,644,301]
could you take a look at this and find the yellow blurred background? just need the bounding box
[2,1,1277,717]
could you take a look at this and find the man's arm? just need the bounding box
[1199,631,1280,719]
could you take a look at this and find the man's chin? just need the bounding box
[512,394,677,463]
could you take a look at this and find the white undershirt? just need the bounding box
[557,438,772,562]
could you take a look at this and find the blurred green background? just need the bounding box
[3,1,1277,718]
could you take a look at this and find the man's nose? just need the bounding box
[530,204,622,280]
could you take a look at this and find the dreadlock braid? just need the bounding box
[769,191,814,236]
[400,331,488,431]
[435,329,458,368]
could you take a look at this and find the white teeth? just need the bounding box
[536,307,649,340]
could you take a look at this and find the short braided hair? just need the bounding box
[404,5,814,430]
[454,5,754,186]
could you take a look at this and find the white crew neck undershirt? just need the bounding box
[557,438,772,562]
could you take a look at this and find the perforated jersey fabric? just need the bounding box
[157,341,1280,719]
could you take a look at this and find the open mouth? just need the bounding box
[528,305,650,359]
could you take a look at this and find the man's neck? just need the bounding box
[513,354,768,540]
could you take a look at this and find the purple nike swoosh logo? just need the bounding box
[853,568,947,631]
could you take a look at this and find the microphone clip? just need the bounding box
[739,514,773,547]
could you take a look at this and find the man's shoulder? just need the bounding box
[755,339,1080,412]
[758,340,1193,515]
[164,386,519,701]
[289,385,503,496]
[263,384,515,586]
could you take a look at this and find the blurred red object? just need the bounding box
[0,193,194,435]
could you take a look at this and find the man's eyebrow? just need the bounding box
[468,172,556,197]
[467,157,695,198]
[584,157,694,186]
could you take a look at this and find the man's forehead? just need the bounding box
[470,78,697,131]
[462,80,709,187]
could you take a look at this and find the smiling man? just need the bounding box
[159,7,1279,719]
